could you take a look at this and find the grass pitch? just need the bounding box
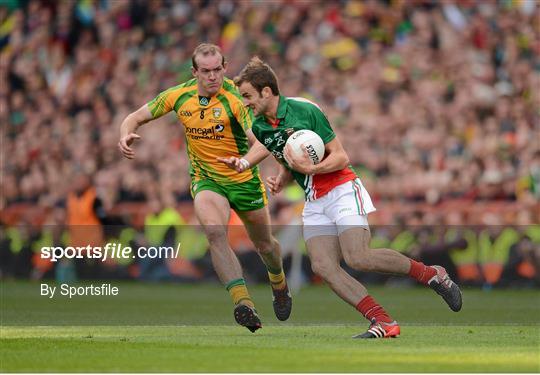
[1,282,539,372]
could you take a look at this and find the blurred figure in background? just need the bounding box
[63,172,106,282]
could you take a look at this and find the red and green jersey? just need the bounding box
[147,78,258,185]
[251,96,357,201]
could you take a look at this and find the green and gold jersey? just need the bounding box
[147,78,257,185]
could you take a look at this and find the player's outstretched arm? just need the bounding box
[118,104,154,159]
[284,137,349,175]
[217,130,270,172]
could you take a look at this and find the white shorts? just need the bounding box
[302,178,376,241]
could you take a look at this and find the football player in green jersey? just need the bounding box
[222,57,462,338]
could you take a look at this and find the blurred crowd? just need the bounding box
[1,0,539,286]
[1,0,539,222]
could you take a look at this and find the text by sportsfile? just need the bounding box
[40,242,181,263]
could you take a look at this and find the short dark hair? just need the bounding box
[192,43,225,70]
[234,57,280,96]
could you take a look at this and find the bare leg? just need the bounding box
[338,227,411,275]
[193,190,243,283]
[237,207,283,272]
[339,226,463,312]
[238,206,292,321]
[306,235,368,306]
[307,234,397,336]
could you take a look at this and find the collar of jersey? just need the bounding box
[276,95,288,119]
[196,84,227,104]
[255,95,288,126]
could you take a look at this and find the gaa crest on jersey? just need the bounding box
[212,108,222,119]
[199,96,210,106]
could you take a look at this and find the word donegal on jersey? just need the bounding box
[252,96,357,201]
[147,78,258,185]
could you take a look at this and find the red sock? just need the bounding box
[356,295,393,323]
[408,260,437,285]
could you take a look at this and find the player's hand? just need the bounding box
[267,175,286,195]
[283,144,315,175]
[118,133,141,159]
[217,157,250,172]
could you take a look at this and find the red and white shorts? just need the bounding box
[302,178,376,241]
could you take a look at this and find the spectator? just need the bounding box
[0,0,537,225]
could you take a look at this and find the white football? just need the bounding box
[285,129,325,165]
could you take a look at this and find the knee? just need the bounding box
[253,236,279,255]
[311,259,338,279]
[344,247,375,272]
[348,257,376,272]
[205,227,227,247]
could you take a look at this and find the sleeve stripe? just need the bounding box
[173,89,197,113]
[217,94,249,155]
[148,84,197,118]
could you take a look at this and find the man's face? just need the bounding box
[238,81,268,117]
[192,53,226,96]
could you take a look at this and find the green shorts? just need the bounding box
[190,176,268,212]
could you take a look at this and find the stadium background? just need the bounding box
[1,0,539,289]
